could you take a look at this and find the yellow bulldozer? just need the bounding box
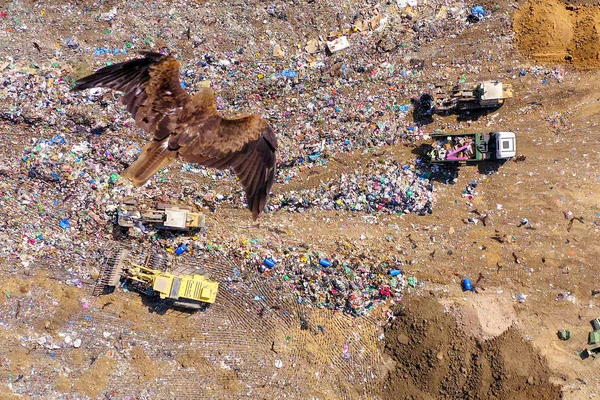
[94,249,218,309]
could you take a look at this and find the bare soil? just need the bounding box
[514,0,600,67]
[381,296,561,399]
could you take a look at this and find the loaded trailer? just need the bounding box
[428,132,516,163]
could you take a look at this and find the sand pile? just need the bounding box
[514,0,600,68]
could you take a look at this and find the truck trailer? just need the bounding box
[428,132,516,163]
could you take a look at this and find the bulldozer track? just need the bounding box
[46,249,390,399]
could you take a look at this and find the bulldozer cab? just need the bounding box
[186,213,204,228]
[163,208,204,229]
[479,81,504,102]
[478,81,513,106]
[163,209,188,229]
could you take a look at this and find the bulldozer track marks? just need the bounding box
[83,250,388,397]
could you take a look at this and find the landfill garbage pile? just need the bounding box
[0,0,515,319]
[269,158,434,215]
[0,87,430,317]
[0,0,482,185]
[205,234,421,316]
[267,254,409,317]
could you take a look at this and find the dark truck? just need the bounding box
[428,132,516,163]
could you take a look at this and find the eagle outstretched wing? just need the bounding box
[175,115,278,220]
[73,51,190,139]
[72,52,278,220]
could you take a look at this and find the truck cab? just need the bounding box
[493,131,516,159]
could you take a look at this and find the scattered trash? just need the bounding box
[462,278,473,291]
[326,36,350,53]
[273,44,285,59]
[556,292,576,303]
[264,258,276,268]
[319,259,331,267]
[462,180,479,200]
[397,0,418,7]
[268,159,435,216]
[342,343,351,359]
[99,7,118,22]
[175,244,188,255]
[470,6,487,20]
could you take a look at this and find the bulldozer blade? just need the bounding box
[93,248,130,296]
[146,252,169,271]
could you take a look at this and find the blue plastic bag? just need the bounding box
[471,6,486,18]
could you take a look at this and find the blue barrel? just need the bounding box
[389,269,402,276]
[319,259,331,267]
[264,258,276,268]
[175,244,187,255]
[462,278,473,291]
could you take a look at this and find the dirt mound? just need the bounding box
[514,0,600,68]
[381,297,561,400]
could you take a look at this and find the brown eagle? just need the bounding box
[72,52,278,220]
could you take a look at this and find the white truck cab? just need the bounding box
[494,131,516,159]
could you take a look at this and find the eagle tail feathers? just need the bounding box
[120,139,177,187]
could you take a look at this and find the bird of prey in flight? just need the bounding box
[72,52,278,220]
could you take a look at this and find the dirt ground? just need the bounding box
[514,0,600,67]
[2,0,600,399]
[382,296,562,399]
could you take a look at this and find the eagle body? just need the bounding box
[73,52,278,220]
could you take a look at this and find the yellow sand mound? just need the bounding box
[514,0,600,68]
